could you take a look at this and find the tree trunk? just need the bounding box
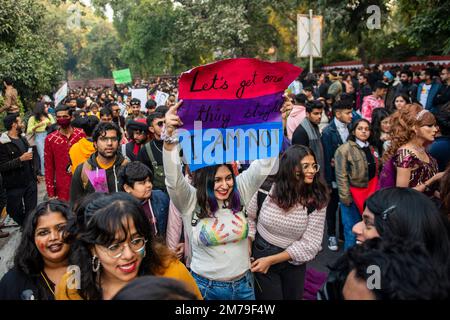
[357,33,369,67]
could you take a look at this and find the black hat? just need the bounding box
[126,119,148,132]
[130,98,141,106]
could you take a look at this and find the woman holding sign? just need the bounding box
[163,101,278,300]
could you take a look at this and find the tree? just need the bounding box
[396,0,450,55]
[317,0,389,66]
[0,0,65,107]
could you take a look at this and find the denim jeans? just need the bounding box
[35,132,47,176]
[191,270,255,300]
[340,202,361,250]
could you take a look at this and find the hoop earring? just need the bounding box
[92,255,100,273]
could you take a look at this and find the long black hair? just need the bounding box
[370,108,391,156]
[271,145,329,211]
[193,164,241,219]
[67,192,174,300]
[14,200,73,299]
[365,187,450,269]
[33,101,50,121]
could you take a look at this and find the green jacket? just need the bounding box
[334,141,378,205]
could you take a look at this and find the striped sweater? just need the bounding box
[247,185,326,265]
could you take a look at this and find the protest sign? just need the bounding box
[131,88,148,111]
[54,82,68,107]
[112,68,132,84]
[155,90,169,106]
[178,58,302,171]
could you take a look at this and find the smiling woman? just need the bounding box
[0,200,73,300]
[55,192,201,300]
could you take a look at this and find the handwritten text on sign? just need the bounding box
[177,58,302,170]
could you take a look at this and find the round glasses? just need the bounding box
[297,163,320,174]
[103,237,148,259]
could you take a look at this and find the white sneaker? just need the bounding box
[327,236,338,251]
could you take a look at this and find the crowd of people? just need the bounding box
[0,63,449,300]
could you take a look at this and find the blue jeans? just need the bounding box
[340,202,361,250]
[35,132,47,176]
[192,270,255,300]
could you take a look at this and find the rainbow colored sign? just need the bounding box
[177,58,302,171]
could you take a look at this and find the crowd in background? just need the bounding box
[0,61,449,300]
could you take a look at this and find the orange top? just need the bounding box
[54,259,202,300]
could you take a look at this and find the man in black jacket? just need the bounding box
[292,100,325,177]
[70,122,128,206]
[433,67,450,111]
[138,112,166,192]
[0,113,38,226]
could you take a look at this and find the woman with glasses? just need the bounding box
[246,145,329,300]
[0,200,73,300]
[335,119,379,250]
[56,192,202,300]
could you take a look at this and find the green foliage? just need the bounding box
[0,0,65,108]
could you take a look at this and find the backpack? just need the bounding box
[145,142,166,190]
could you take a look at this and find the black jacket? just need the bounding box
[433,84,450,110]
[70,152,128,205]
[0,267,54,300]
[0,174,6,212]
[0,132,38,189]
[321,120,346,186]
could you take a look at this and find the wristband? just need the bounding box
[161,125,179,144]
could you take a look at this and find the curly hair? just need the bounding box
[382,104,436,162]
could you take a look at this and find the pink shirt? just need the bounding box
[286,105,306,140]
[361,95,384,122]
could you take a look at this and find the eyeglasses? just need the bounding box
[103,237,148,259]
[98,136,119,143]
[298,163,320,173]
[157,121,164,127]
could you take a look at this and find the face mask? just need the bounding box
[57,118,71,128]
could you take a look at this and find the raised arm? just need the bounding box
[163,101,196,215]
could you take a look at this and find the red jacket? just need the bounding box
[44,128,85,201]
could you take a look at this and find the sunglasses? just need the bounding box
[157,121,164,127]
